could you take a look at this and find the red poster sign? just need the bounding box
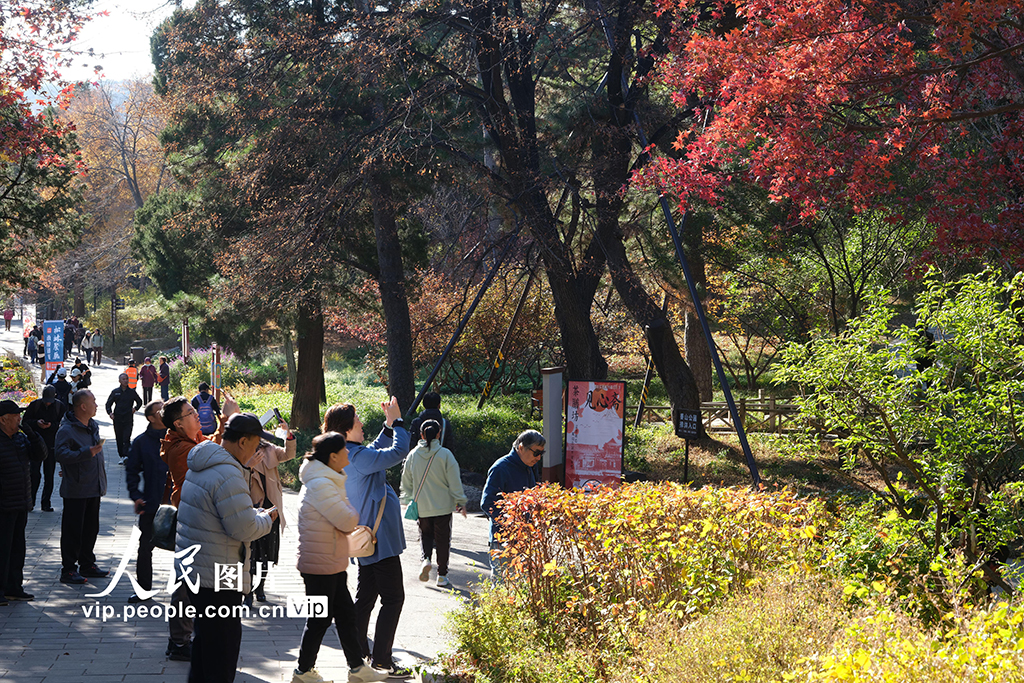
[565,380,626,490]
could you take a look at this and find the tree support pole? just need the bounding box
[633,294,668,428]
[407,227,523,418]
[588,0,761,485]
[477,269,536,410]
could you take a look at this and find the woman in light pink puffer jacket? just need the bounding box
[293,433,387,683]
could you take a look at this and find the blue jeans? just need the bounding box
[489,540,505,583]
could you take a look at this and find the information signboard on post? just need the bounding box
[43,320,64,375]
[672,406,703,483]
[565,380,626,490]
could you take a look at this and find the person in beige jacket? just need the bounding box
[247,423,297,603]
[292,432,387,683]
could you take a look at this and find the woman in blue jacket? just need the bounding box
[322,396,410,677]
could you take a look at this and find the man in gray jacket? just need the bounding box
[54,390,109,585]
[176,412,277,682]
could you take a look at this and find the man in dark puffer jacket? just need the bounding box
[0,399,47,604]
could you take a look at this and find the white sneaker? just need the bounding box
[292,667,331,683]
[419,560,431,582]
[348,664,389,682]
[436,575,451,588]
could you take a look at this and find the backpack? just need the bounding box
[195,394,216,434]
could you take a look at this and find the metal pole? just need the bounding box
[633,294,668,428]
[587,0,761,485]
[407,227,523,418]
[477,269,536,410]
[110,286,116,352]
[633,356,655,429]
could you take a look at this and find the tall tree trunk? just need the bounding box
[682,220,713,401]
[283,328,297,392]
[291,296,324,431]
[73,275,85,317]
[371,174,416,410]
[592,102,701,412]
[684,312,713,400]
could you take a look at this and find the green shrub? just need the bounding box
[628,570,851,683]
[624,423,666,472]
[441,586,611,683]
[821,498,939,619]
[792,599,1024,682]
[499,484,825,644]
[441,484,831,682]
[774,272,1024,590]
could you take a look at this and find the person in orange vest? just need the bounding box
[126,360,139,390]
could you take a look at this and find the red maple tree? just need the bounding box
[1,1,93,168]
[651,0,1024,264]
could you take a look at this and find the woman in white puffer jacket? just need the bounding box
[292,432,387,683]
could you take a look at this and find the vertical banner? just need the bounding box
[181,320,190,360]
[44,320,65,375]
[565,380,626,490]
[22,304,36,338]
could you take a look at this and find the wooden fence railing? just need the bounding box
[628,391,804,435]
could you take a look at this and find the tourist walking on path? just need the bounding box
[158,356,170,400]
[27,324,41,364]
[3,308,13,332]
[90,330,104,366]
[175,413,277,683]
[0,399,47,605]
[191,382,221,436]
[246,416,297,604]
[54,390,110,585]
[21,385,66,512]
[105,373,142,465]
[481,429,544,581]
[126,359,139,390]
[324,397,411,677]
[82,330,92,363]
[292,432,389,683]
[400,419,467,588]
[409,391,455,448]
[125,400,169,603]
[49,367,72,405]
[139,357,159,403]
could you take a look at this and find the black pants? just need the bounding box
[142,386,153,403]
[136,511,156,590]
[354,555,404,668]
[0,510,28,594]
[418,514,453,576]
[189,588,243,683]
[298,571,364,672]
[169,582,195,647]
[61,496,100,572]
[31,451,56,509]
[85,348,92,363]
[113,415,133,460]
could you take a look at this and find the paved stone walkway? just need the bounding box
[0,320,492,682]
